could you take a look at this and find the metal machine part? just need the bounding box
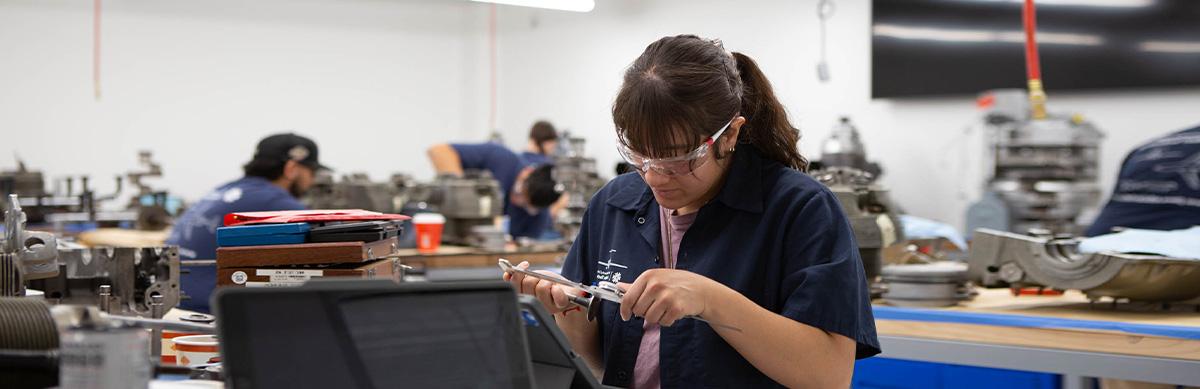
[881,262,975,307]
[816,117,881,177]
[968,228,1200,302]
[967,89,1104,235]
[28,245,181,318]
[2,195,60,297]
[304,172,411,214]
[810,119,904,285]
[408,172,504,245]
[305,170,504,246]
[552,132,607,245]
[0,297,60,388]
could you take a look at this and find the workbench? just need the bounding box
[395,246,566,281]
[867,288,1200,388]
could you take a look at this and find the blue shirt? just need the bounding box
[1087,125,1200,237]
[561,145,880,388]
[521,150,553,166]
[165,177,306,312]
[451,143,553,239]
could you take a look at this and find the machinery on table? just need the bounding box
[305,171,412,213]
[1,194,193,388]
[965,2,1104,236]
[809,117,903,285]
[2,195,59,297]
[409,172,504,245]
[305,171,504,246]
[552,132,607,245]
[967,228,1200,303]
[0,151,181,231]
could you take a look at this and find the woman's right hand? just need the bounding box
[502,260,579,314]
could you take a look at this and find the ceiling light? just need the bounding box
[470,0,595,12]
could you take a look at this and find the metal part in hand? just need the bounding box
[498,258,741,332]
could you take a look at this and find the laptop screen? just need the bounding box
[216,282,534,389]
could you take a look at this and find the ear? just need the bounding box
[724,116,747,150]
[282,160,302,180]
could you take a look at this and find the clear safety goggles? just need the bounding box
[617,118,733,177]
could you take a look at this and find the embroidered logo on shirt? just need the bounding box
[596,249,627,284]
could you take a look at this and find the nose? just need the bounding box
[642,169,671,187]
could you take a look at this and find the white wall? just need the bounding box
[488,0,1200,229]
[3,0,1198,230]
[0,0,492,207]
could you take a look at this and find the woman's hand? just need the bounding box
[502,260,579,314]
[617,268,723,327]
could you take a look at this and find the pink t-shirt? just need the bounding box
[632,206,698,389]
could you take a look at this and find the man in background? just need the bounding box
[1087,124,1200,236]
[166,133,327,312]
[427,137,563,240]
[521,120,559,166]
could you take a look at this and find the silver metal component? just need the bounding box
[58,306,152,389]
[28,246,181,317]
[967,228,1200,302]
[552,132,608,246]
[967,89,1104,235]
[998,262,1026,283]
[811,119,903,285]
[880,262,975,307]
[498,258,741,332]
[98,285,112,313]
[149,294,164,358]
[1,195,60,297]
[818,117,879,176]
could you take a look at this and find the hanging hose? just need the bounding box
[1023,0,1047,120]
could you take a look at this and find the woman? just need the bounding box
[505,35,879,388]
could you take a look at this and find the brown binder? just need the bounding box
[216,258,403,287]
[216,237,397,268]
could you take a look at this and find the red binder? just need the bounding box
[223,209,410,227]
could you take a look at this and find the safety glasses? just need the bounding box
[617,118,733,177]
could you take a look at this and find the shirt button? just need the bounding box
[637,217,646,224]
[617,371,629,381]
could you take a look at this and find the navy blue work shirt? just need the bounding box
[451,143,553,239]
[1087,125,1200,236]
[561,145,880,388]
[521,150,553,166]
[165,176,306,313]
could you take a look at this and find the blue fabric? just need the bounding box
[520,151,553,166]
[1087,125,1200,237]
[873,306,1200,340]
[164,177,306,313]
[900,214,968,250]
[451,143,552,239]
[560,146,880,388]
[1079,226,1200,259]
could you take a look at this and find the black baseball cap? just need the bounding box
[251,133,329,171]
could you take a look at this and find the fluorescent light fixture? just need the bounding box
[1139,40,1200,54]
[471,0,595,12]
[873,24,1104,46]
[975,0,1154,8]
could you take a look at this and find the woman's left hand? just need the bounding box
[617,269,723,327]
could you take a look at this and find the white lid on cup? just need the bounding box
[413,213,446,224]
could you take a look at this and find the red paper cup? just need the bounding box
[413,213,446,253]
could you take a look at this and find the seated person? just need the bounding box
[521,120,559,166]
[426,141,563,239]
[1087,124,1200,236]
[166,133,326,312]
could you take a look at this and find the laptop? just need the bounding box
[214,280,536,389]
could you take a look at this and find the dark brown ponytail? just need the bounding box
[731,52,808,171]
[613,35,808,171]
